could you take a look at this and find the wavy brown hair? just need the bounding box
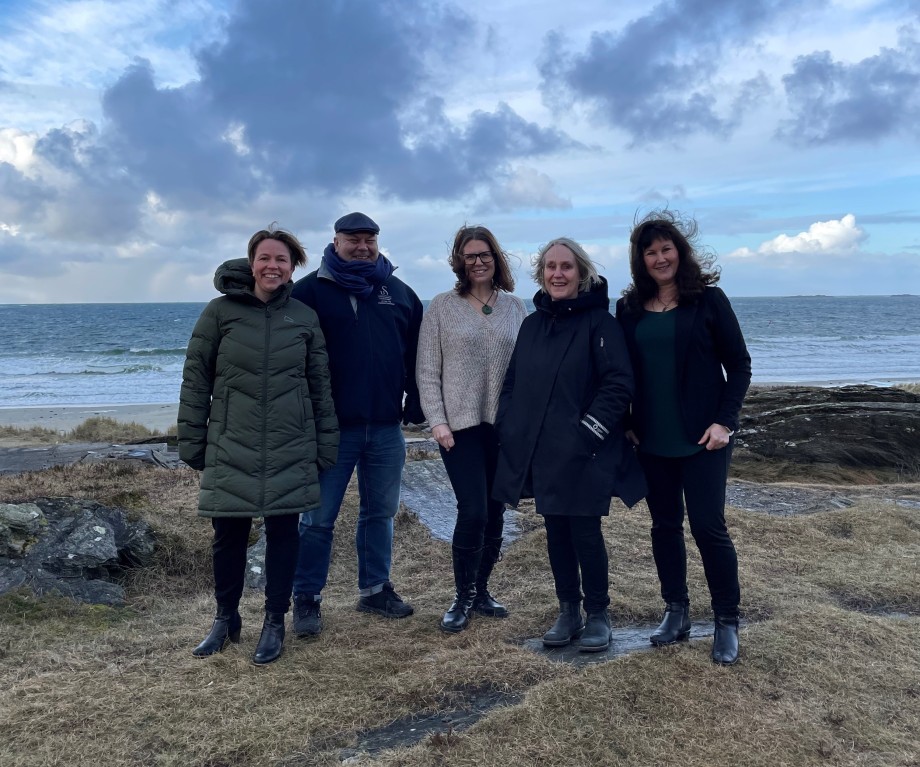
[449,225,515,296]
[620,209,719,314]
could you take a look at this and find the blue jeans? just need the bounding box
[293,423,406,598]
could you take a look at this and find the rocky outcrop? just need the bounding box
[736,385,920,475]
[0,498,156,605]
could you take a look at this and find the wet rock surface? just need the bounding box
[400,459,522,544]
[0,442,182,475]
[0,497,155,605]
[737,385,920,475]
[334,689,522,763]
[522,620,721,666]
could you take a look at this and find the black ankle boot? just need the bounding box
[192,606,241,658]
[252,612,285,665]
[579,610,611,653]
[711,615,739,665]
[542,601,585,647]
[650,601,691,646]
[441,546,482,633]
[473,536,508,618]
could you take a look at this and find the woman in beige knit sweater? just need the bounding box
[416,225,528,632]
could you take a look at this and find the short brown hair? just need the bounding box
[247,223,307,268]
[449,225,515,296]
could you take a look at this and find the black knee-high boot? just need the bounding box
[441,546,482,633]
[473,536,508,617]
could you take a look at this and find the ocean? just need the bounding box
[1,295,918,407]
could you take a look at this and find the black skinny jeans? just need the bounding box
[439,423,505,550]
[212,514,300,615]
[638,446,740,618]
[543,515,610,614]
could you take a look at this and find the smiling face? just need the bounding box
[462,239,495,289]
[543,243,580,301]
[250,239,293,302]
[334,231,379,262]
[643,237,679,289]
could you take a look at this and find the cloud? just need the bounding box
[727,214,867,260]
[538,0,808,144]
[486,166,571,212]
[777,24,920,144]
[1,0,575,239]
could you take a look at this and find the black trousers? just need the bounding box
[639,447,740,618]
[543,515,610,614]
[440,423,505,550]
[212,514,300,615]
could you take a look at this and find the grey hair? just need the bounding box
[531,237,600,294]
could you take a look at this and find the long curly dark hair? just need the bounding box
[620,209,720,314]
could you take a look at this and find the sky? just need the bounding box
[1,0,919,303]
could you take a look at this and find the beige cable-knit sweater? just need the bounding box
[416,290,527,431]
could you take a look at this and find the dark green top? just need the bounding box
[635,310,702,458]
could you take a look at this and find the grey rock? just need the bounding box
[737,385,920,474]
[0,497,156,606]
[0,502,46,556]
[400,459,521,544]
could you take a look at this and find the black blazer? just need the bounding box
[615,286,751,443]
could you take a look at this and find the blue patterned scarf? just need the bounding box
[321,243,395,299]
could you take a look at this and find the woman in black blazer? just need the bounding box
[615,211,751,665]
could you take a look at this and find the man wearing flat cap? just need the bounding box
[290,212,424,635]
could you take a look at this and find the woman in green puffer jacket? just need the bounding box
[179,225,338,665]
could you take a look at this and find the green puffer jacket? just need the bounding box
[178,258,339,518]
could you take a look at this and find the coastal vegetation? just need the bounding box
[0,453,918,766]
[0,416,174,445]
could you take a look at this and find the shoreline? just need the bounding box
[0,403,178,433]
[1,380,918,436]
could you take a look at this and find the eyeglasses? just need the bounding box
[463,252,494,265]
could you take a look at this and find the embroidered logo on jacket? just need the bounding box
[377,286,394,306]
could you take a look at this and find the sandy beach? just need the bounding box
[0,403,178,433]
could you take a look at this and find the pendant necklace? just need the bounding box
[470,289,496,315]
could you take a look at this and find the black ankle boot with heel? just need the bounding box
[650,601,691,646]
[252,612,286,665]
[711,615,739,665]
[192,605,241,658]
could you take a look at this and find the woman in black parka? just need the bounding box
[616,210,751,665]
[493,237,646,653]
[179,225,338,665]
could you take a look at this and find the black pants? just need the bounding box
[212,514,300,615]
[440,423,505,549]
[639,447,740,618]
[543,515,610,614]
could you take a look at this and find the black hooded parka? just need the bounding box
[492,278,647,516]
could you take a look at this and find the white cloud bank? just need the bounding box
[727,214,867,260]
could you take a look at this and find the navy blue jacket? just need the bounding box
[615,286,751,442]
[291,267,424,427]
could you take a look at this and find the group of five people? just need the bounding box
[178,209,750,667]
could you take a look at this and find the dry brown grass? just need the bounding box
[0,416,175,446]
[0,463,918,766]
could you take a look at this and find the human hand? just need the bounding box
[432,424,455,451]
[625,429,640,447]
[699,423,733,451]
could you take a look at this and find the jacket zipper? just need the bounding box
[260,304,271,510]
